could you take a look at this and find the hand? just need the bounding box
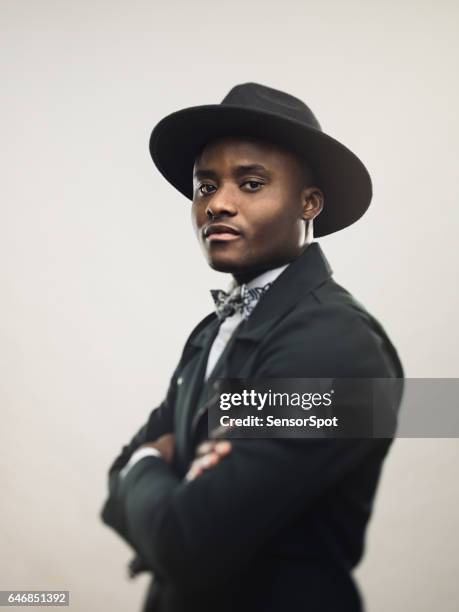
[139,433,175,465]
[185,439,232,482]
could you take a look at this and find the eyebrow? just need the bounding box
[193,163,272,181]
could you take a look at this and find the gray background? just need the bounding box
[2,0,458,610]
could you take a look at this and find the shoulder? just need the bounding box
[256,278,404,378]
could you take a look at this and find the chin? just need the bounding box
[205,253,250,274]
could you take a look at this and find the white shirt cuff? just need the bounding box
[119,447,162,479]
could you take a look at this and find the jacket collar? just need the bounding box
[238,241,333,340]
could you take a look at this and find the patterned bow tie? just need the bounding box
[210,281,273,322]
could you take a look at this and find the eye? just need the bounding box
[198,183,216,196]
[242,180,264,191]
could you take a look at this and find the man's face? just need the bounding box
[191,136,321,279]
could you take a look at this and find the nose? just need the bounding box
[205,184,237,220]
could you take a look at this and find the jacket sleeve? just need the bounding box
[99,313,218,574]
[99,371,177,551]
[115,308,402,591]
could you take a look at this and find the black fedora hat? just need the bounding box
[149,82,372,237]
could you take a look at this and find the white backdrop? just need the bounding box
[2,1,458,610]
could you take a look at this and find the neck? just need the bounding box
[232,242,311,286]
[233,266,274,286]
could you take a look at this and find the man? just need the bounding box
[100,82,404,612]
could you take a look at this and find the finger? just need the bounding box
[196,439,232,458]
[196,441,216,456]
[185,457,214,482]
[199,452,219,470]
[186,455,212,481]
[185,462,203,482]
[214,440,232,456]
[190,452,219,476]
[185,446,230,481]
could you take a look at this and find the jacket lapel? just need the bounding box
[174,315,220,468]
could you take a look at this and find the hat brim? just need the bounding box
[149,105,372,237]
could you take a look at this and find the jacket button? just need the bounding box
[177,376,183,385]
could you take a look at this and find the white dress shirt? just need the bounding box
[119,261,290,478]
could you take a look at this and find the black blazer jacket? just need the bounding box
[100,242,404,612]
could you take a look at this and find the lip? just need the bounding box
[206,232,241,242]
[203,223,242,241]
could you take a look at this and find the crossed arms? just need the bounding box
[101,415,389,592]
[100,310,399,591]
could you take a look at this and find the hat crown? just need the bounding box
[221,82,322,131]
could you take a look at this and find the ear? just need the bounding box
[301,186,324,222]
